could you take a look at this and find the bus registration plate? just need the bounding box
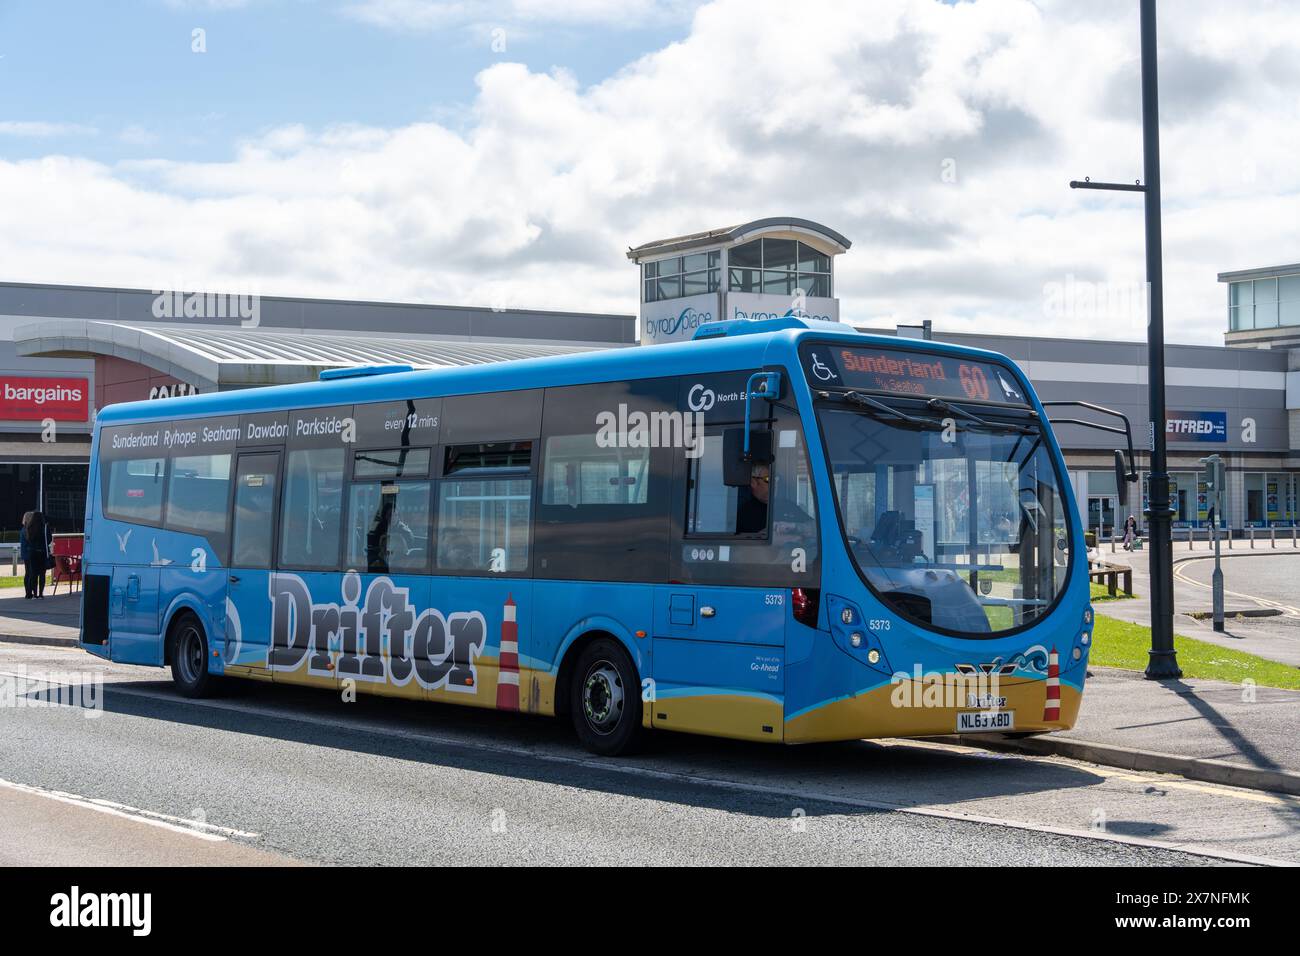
[956,710,1015,733]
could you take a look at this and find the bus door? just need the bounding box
[224,450,281,679]
[652,389,807,742]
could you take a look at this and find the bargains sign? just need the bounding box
[0,376,89,421]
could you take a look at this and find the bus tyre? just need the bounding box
[570,638,643,757]
[170,614,214,699]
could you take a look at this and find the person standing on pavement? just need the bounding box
[20,510,52,599]
[1122,514,1138,551]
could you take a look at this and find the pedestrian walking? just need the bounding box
[1121,514,1138,551]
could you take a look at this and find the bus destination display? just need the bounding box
[801,344,1029,407]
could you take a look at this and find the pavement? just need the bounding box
[3,558,1297,800]
[0,587,80,647]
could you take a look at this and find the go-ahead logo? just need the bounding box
[645,306,713,341]
[687,384,715,411]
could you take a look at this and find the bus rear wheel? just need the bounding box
[569,638,643,757]
[170,614,214,699]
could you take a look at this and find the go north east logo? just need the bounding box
[260,572,487,691]
[644,306,713,340]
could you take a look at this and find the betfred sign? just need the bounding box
[0,376,89,421]
[1165,410,1227,443]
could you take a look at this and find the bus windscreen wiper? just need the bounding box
[817,390,940,430]
[925,397,1037,435]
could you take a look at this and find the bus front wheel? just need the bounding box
[169,614,214,699]
[569,638,643,757]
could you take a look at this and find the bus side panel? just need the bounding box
[425,576,531,711]
[96,514,167,666]
[107,565,161,665]
[159,566,229,675]
[530,580,652,719]
[268,571,344,693]
[650,586,785,743]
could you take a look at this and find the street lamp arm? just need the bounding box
[1069,179,1146,192]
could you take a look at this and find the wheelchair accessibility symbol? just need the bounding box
[809,352,838,382]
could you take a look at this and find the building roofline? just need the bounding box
[0,278,633,323]
[1216,263,1300,282]
[626,217,851,260]
[852,323,1273,355]
[15,319,609,390]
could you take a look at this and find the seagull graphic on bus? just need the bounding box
[996,370,1023,402]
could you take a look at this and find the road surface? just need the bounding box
[2,642,1297,866]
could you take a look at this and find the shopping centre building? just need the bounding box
[4,219,1297,541]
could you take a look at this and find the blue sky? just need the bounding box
[0,0,1295,344]
[0,0,692,163]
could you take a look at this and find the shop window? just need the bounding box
[0,463,41,542]
[42,463,89,534]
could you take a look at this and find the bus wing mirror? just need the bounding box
[722,427,773,487]
[1115,450,1130,507]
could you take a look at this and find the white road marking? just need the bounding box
[0,776,259,842]
[6,665,1289,867]
[1174,556,1300,617]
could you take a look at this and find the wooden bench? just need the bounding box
[1088,561,1133,597]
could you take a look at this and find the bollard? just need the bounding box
[1189,526,1194,550]
[1250,526,1255,549]
[1293,525,1297,548]
[1272,526,1276,548]
[1227,527,1233,550]
[1111,534,1116,554]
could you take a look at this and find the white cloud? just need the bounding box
[0,121,98,138]
[344,0,703,31]
[1,0,1297,344]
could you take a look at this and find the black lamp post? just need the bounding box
[1070,0,1182,679]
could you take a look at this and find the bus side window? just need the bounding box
[676,409,819,586]
[435,442,532,574]
[345,444,433,574]
[685,429,742,535]
[105,456,166,526]
[534,379,675,582]
[280,447,346,570]
[164,452,233,541]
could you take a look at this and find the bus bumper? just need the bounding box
[783,674,1084,745]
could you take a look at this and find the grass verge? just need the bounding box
[1090,614,1300,690]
